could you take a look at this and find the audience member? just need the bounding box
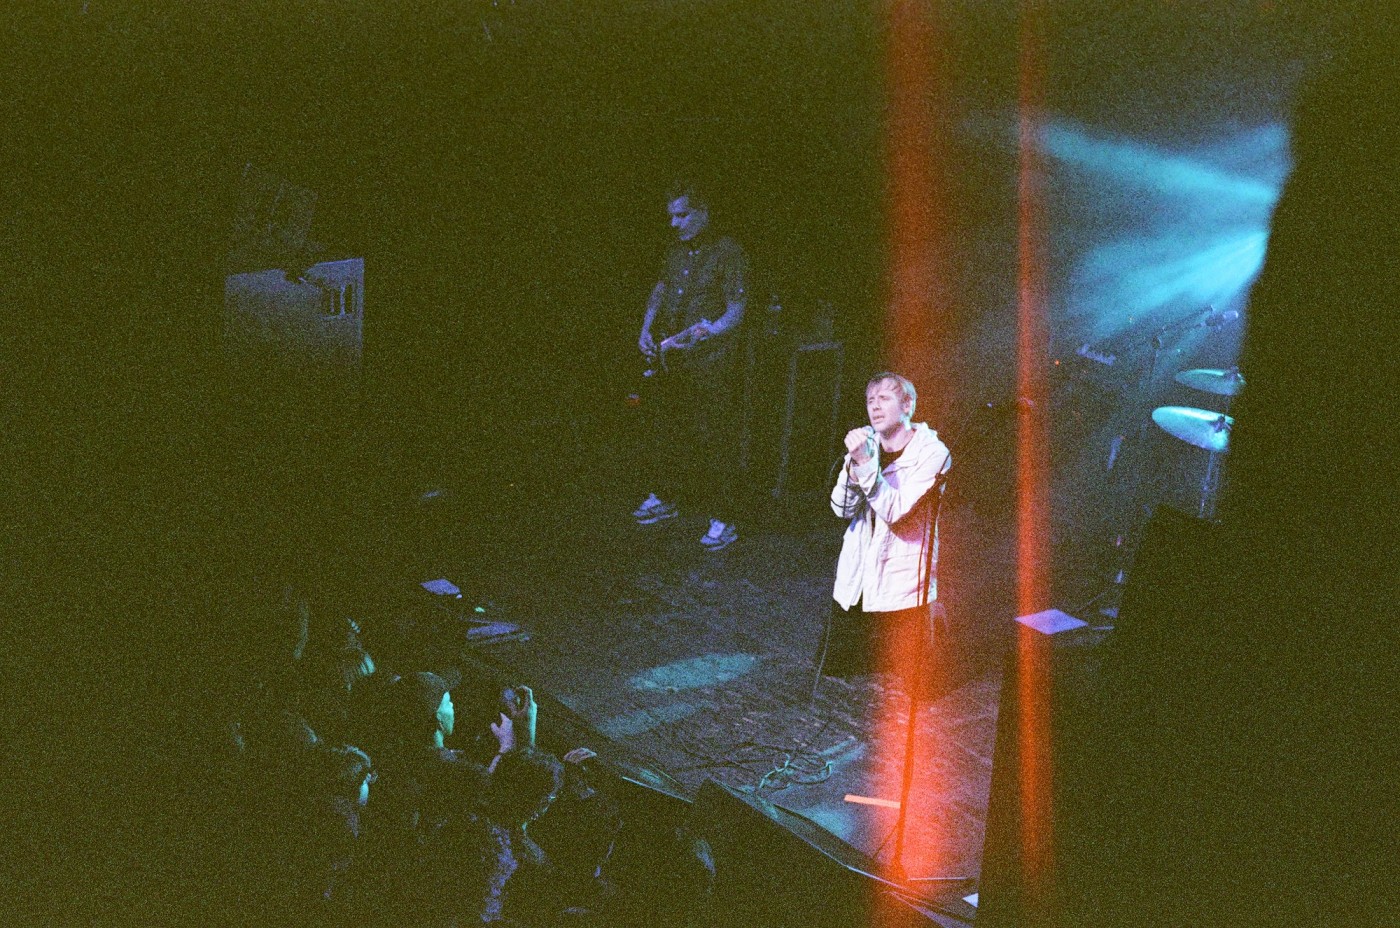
[529,747,623,920]
[296,743,376,913]
[490,746,566,924]
[214,577,734,927]
[351,671,508,927]
[285,587,379,746]
[602,825,716,928]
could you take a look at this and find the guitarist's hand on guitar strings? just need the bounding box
[689,319,714,343]
[666,321,712,351]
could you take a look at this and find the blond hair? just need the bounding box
[866,372,916,419]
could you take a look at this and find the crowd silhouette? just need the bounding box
[217,584,714,927]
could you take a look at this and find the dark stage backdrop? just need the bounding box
[132,1,1334,566]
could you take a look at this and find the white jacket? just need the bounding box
[831,422,951,612]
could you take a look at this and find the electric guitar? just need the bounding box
[642,321,712,378]
[631,323,711,406]
[641,339,670,380]
[627,331,670,408]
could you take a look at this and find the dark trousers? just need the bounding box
[821,600,943,696]
[643,357,745,522]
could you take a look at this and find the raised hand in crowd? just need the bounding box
[489,683,537,765]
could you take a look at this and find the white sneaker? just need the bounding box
[634,494,678,525]
[700,519,738,551]
[632,493,665,518]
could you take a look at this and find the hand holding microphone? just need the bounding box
[844,426,877,465]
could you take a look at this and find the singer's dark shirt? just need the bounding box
[879,445,906,468]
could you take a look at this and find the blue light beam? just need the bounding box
[1037,117,1289,344]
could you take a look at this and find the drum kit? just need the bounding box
[1070,309,1244,618]
[1151,366,1244,517]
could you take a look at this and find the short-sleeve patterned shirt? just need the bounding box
[655,233,748,370]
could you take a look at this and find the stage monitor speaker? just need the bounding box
[978,510,1245,928]
[976,611,1094,928]
[688,779,939,928]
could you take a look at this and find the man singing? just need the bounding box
[824,372,952,688]
[631,184,748,551]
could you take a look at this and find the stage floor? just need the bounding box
[395,476,1020,913]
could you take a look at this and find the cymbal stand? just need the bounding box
[1196,370,1242,519]
[1079,308,1210,619]
[1199,451,1222,519]
[1195,411,1233,518]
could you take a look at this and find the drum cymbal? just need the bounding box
[1152,406,1233,453]
[1175,367,1245,396]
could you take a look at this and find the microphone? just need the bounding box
[841,425,877,453]
[1201,308,1240,328]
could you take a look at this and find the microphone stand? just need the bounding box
[885,440,965,895]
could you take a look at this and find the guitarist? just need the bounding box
[632,183,749,552]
